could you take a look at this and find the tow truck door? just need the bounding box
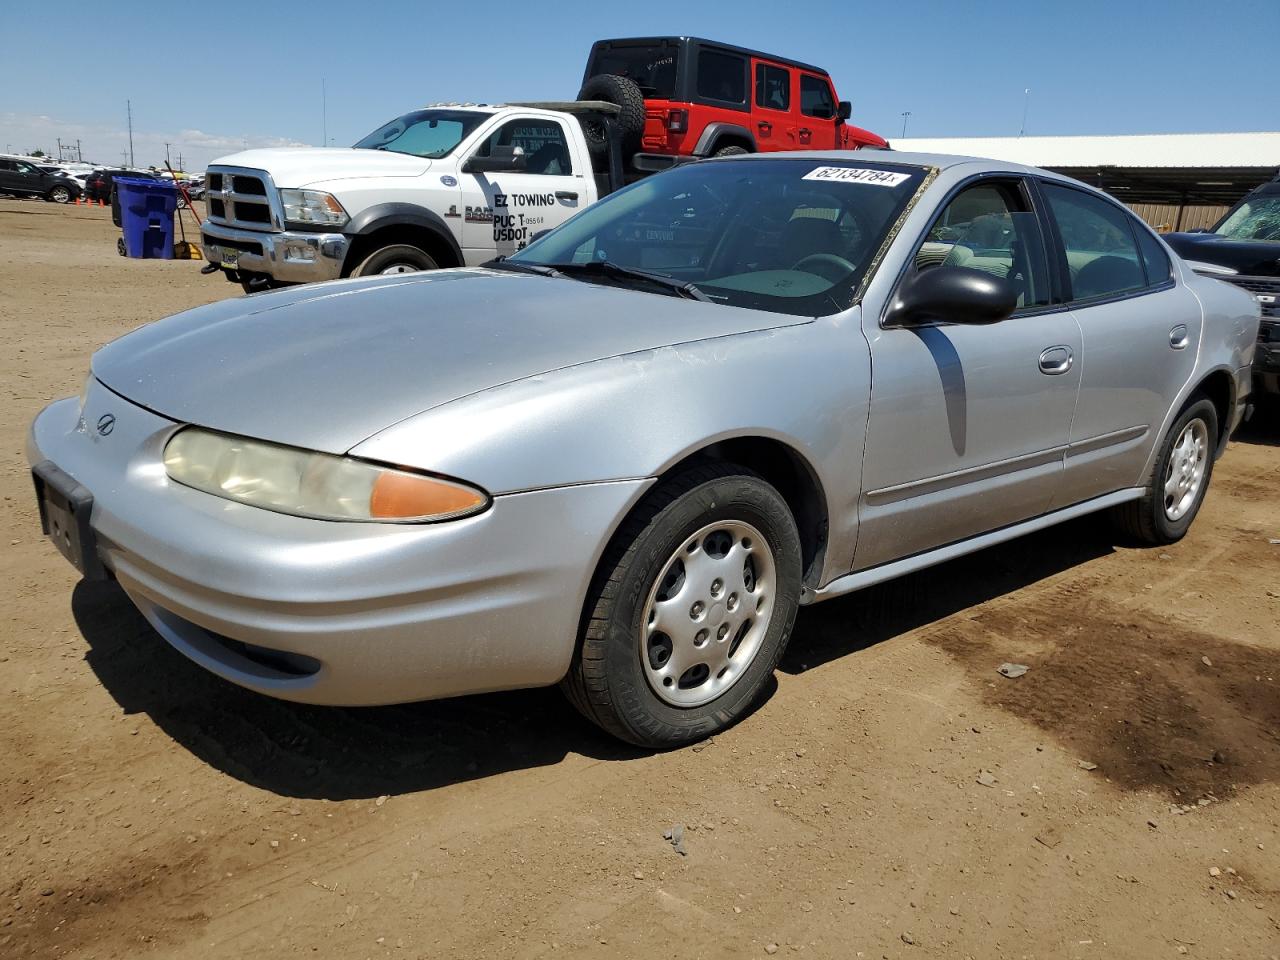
[459,114,586,264]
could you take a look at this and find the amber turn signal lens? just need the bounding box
[369,471,486,521]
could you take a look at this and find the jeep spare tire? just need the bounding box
[577,74,646,158]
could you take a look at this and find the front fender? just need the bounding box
[349,317,872,585]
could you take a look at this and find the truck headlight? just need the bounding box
[163,428,488,523]
[279,189,348,228]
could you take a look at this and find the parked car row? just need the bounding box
[0,156,84,203]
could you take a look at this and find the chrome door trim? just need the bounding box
[863,445,1068,505]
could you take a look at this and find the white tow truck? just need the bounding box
[200,102,642,292]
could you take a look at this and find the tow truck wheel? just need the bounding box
[352,244,439,277]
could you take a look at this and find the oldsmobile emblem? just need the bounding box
[96,413,116,436]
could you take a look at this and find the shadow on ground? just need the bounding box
[72,581,648,801]
[1235,397,1280,448]
[786,513,1280,801]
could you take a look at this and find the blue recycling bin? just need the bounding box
[115,177,178,259]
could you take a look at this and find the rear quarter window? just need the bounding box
[697,50,747,104]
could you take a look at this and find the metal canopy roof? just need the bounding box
[894,132,1280,204]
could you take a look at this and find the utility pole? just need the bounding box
[126,99,135,167]
[165,142,171,167]
[121,149,129,165]
[900,111,911,138]
[322,77,328,148]
[76,139,82,162]
[57,137,63,160]
[177,151,184,173]
[1019,88,1031,137]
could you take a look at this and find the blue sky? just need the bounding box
[2,0,1275,170]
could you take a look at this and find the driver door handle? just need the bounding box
[555,191,578,202]
[1038,345,1074,375]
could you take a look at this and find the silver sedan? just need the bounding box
[28,152,1259,747]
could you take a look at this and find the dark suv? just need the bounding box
[1165,178,1280,395]
[578,37,887,168]
[0,157,82,203]
[84,168,158,205]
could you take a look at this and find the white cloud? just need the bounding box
[0,112,310,171]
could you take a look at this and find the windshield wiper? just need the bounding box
[482,257,566,279]
[548,260,711,302]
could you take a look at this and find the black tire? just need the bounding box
[47,186,72,204]
[1111,396,1217,545]
[116,237,126,257]
[712,145,750,157]
[576,74,646,158]
[562,463,802,748]
[351,244,439,277]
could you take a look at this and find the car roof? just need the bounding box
[593,36,830,77]
[720,148,1093,184]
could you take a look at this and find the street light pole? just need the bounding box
[1019,88,1031,137]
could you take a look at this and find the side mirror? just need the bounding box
[886,265,1018,326]
[836,100,852,121]
[462,144,527,174]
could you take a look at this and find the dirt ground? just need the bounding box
[1,197,1277,960]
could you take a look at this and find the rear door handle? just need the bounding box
[555,191,578,202]
[757,121,772,132]
[1169,324,1189,349]
[1038,345,1074,375]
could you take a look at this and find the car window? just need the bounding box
[587,44,679,100]
[1132,220,1171,285]
[1213,194,1280,242]
[913,180,1051,309]
[0,160,14,172]
[14,161,38,175]
[474,118,574,176]
[512,157,927,317]
[697,50,746,104]
[755,64,790,112]
[1042,183,1146,301]
[800,75,835,119]
[354,109,487,159]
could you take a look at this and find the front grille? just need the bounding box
[1225,275,1280,320]
[205,166,279,232]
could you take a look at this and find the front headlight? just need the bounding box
[279,189,348,228]
[163,428,488,523]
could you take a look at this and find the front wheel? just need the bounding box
[351,244,439,277]
[47,186,72,204]
[1112,397,1218,544]
[563,464,802,748]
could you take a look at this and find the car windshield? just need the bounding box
[353,109,488,159]
[1213,192,1280,242]
[587,44,679,99]
[509,158,927,317]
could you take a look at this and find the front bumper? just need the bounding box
[28,381,650,706]
[201,220,349,284]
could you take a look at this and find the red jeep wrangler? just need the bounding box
[579,37,887,167]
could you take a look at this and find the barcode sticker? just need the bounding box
[802,166,911,187]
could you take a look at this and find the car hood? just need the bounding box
[1165,232,1280,277]
[209,147,431,187]
[93,270,808,455]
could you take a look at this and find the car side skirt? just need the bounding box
[805,487,1144,605]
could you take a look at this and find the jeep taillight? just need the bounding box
[666,109,688,134]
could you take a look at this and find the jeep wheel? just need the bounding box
[47,185,72,204]
[562,464,802,748]
[352,244,439,277]
[1111,396,1218,545]
[577,74,646,159]
[713,145,750,157]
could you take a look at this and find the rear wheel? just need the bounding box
[562,464,802,748]
[1112,396,1217,544]
[352,244,439,277]
[712,145,750,157]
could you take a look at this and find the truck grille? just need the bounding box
[205,166,280,232]
[1224,275,1280,321]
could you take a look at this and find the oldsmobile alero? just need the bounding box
[28,153,1260,747]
